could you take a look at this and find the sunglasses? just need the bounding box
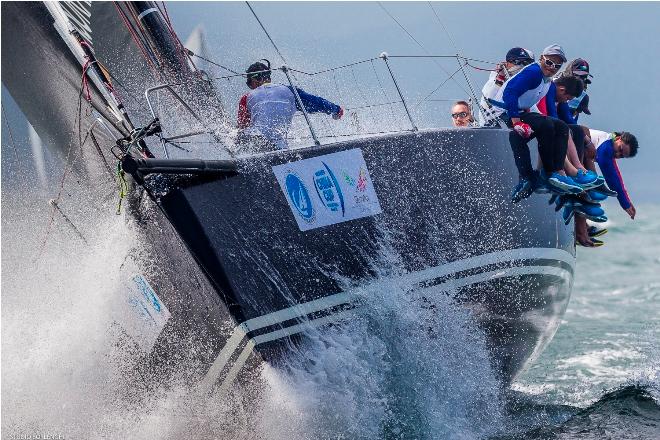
[542,57,563,70]
[513,59,533,66]
[452,112,469,119]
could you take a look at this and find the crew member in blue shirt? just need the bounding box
[490,44,588,201]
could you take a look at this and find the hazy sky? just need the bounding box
[1,2,658,204]
[167,1,659,204]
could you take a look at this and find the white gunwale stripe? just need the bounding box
[199,247,574,393]
[240,247,573,332]
[210,264,571,394]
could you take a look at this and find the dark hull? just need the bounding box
[1,2,573,388]
[146,128,574,388]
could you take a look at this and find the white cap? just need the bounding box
[541,44,567,62]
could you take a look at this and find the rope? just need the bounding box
[465,61,497,72]
[96,60,151,113]
[115,161,129,215]
[157,1,197,76]
[36,82,91,262]
[245,2,290,65]
[187,51,241,75]
[49,199,89,245]
[1,102,20,161]
[81,60,93,102]
[90,129,115,180]
[114,2,161,77]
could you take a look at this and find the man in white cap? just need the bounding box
[487,44,589,201]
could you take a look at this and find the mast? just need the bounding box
[123,2,195,83]
[120,1,227,127]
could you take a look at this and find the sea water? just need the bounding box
[2,150,659,439]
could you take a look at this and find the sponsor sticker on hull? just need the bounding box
[115,274,171,353]
[273,148,382,231]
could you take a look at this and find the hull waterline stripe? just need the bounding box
[240,247,573,333]
[212,264,571,393]
[197,322,249,392]
[421,265,571,293]
[215,309,357,394]
[199,248,574,393]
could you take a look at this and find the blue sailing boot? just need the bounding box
[585,189,608,202]
[574,203,607,222]
[588,225,608,238]
[594,184,618,197]
[511,178,534,203]
[562,203,575,225]
[547,172,584,194]
[572,169,600,190]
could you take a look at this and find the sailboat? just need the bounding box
[1,1,575,392]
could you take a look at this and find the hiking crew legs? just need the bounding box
[519,113,569,173]
[509,130,535,180]
[568,124,585,162]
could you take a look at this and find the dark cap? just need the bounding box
[246,59,271,83]
[577,93,591,115]
[506,47,535,64]
[571,58,593,81]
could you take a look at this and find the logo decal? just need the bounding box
[273,149,382,231]
[313,162,345,215]
[285,172,315,221]
[356,167,368,192]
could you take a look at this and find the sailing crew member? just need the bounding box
[541,75,598,185]
[237,59,344,149]
[565,58,593,122]
[585,130,639,219]
[479,47,535,126]
[451,100,475,127]
[489,44,587,200]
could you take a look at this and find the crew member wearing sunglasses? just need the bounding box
[488,44,589,198]
[451,101,474,127]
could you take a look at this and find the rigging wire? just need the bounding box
[425,2,491,123]
[245,1,290,66]
[427,2,460,55]
[414,66,463,109]
[370,59,404,131]
[376,2,470,97]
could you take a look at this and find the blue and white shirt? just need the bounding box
[590,129,633,210]
[244,83,340,149]
[491,63,552,119]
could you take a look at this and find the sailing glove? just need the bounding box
[513,121,533,139]
[332,107,344,120]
